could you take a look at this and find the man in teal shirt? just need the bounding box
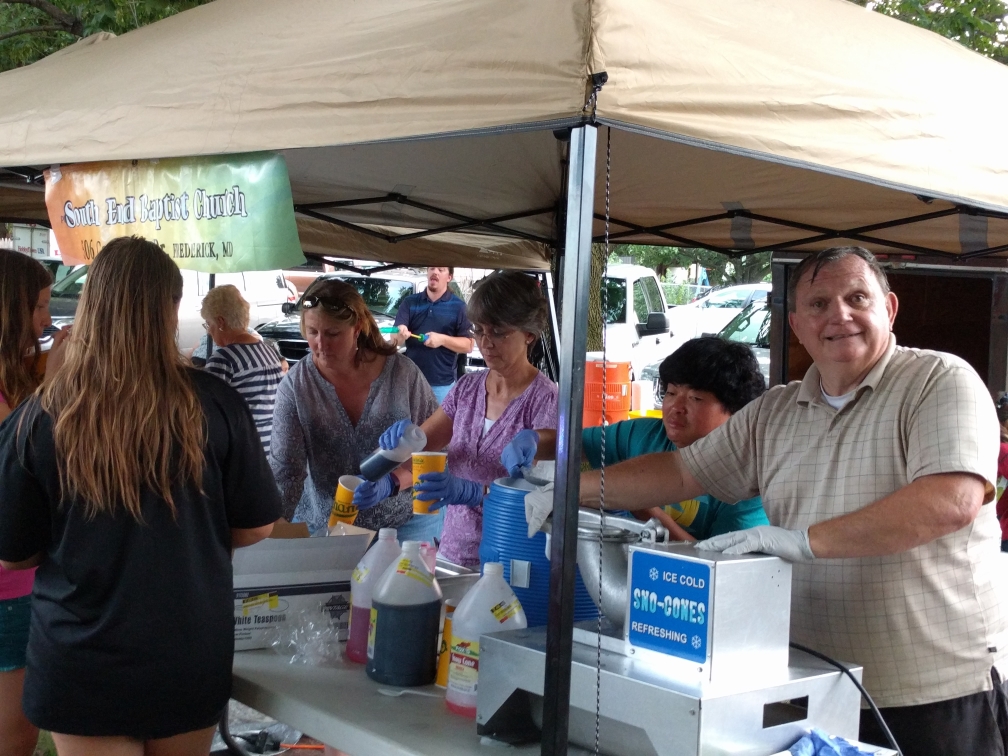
[505,337,768,541]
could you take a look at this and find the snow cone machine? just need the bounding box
[476,511,865,755]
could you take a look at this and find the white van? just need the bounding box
[603,264,671,379]
[49,265,293,356]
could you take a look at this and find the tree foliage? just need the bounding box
[614,245,771,287]
[851,0,1007,64]
[0,0,213,71]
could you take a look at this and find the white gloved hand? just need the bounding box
[524,482,555,539]
[522,460,555,487]
[695,525,815,563]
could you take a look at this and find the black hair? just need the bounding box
[787,246,889,312]
[658,337,766,414]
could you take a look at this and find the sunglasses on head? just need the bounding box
[300,294,351,312]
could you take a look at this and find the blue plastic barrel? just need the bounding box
[479,477,599,627]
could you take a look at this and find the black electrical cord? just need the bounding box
[789,642,903,756]
[218,704,251,756]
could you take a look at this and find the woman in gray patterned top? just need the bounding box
[270,278,438,534]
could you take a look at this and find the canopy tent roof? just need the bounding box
[0,0,1006,264]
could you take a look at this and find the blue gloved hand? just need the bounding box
[352,474,395,510]
[501,429,540,477]
[380,419,412,451]
[414,471,484,512]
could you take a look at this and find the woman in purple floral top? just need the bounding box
[357,272,557,567]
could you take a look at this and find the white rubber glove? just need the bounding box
[695,525,815,563]
[524,482,555,539]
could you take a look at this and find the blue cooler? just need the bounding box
[479,476,599,627]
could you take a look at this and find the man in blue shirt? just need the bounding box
[391,267,474,402]
[504,337,769,540]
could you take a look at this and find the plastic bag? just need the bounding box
[268,606,343,666]
[327,521,358,536]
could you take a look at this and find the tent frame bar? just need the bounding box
[297,194,1008,260]
[1,216,50,227]
[962,243,1008,260]
[8,164,1007,260]
[301,253,408,275]
[294,193,555,245]
[595,205,1008,260]
[542,124,597,756]
[0,166,44,184]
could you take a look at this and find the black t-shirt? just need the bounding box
[0,368,281,738]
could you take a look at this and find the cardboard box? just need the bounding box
[232,524,375,651]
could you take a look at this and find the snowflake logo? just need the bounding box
[691,635,702,649]
[649,567,659,581]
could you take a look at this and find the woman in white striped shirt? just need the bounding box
[201,285,285,454]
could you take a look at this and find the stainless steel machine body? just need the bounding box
[477,541,866,755]
[569,510,666,630]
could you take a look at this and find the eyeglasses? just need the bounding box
[300,295,351,313]
[472,326,517,343]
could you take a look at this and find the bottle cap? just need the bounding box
[401,540,421,553]
[401,423,427,450]
[378,528,397,540]
[484,563,504,578]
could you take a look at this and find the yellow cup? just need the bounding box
[412,452,447,514]
[330,475,363,527]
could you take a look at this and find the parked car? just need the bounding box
[256,271,426,362]
[48,264,295,356]
[602,264,671,380]
[661,281,711,307]
[639,292,770,406]
[34,256,75,284]
[717,295,770,384]
[664,282,771,352]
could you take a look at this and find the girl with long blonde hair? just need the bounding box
[0,237,280,756]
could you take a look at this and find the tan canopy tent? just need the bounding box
[0,0,1005,263]
[2,1,1007,751]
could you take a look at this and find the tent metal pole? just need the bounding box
[203,272,216,362]
[541,123,597,756]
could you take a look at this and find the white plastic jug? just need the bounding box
[446,562,527,717]
[358,423,427,481]
[366,541,444,686]
[345,528,401,664]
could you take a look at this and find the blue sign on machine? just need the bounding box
[627,551,711,663]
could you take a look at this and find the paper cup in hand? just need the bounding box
[412,452,447,514]
[330,475,363,527]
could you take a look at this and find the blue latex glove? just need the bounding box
[789,728,876,756]
[501,429,540,477]
[380,419,412,450]
[352,474,395,510]
[414,471,484,512]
